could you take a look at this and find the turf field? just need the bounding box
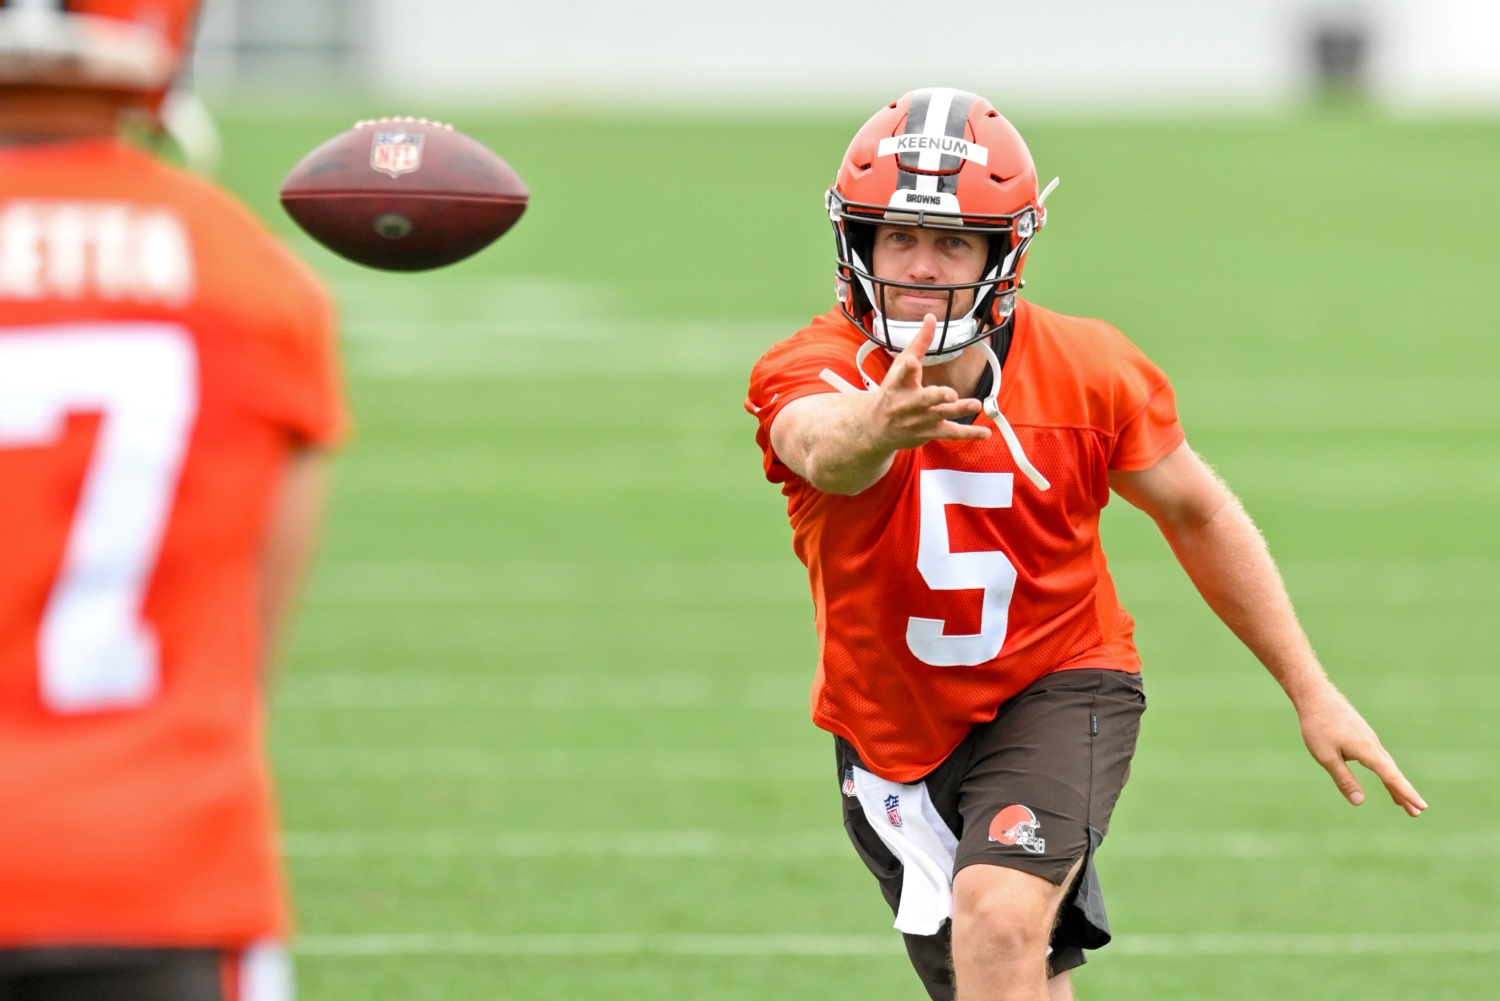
[212,102,1500,1000]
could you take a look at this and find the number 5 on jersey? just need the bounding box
[0,326,198,713]
[907,470,1017,668]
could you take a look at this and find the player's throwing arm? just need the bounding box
[773,314,989,494]
[745,87,1423,1001]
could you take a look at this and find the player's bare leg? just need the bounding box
[951,858,1083,1001]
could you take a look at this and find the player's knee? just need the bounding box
[952,866,1055,958]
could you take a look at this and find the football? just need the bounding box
[279,117,528,271]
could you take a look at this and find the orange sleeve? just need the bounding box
[188,179,349,450]
[1107,338,1184,472]
[278,272,346,449]
[745,324,867,485]
[236,249,348,450]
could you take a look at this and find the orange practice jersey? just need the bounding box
[746,302,1182,782]
[0,140,344,947]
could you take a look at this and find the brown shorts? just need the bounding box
[836,668,1146,1001]
[0,948,224,1001]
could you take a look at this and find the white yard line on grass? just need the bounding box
[281,830,849,858]
[305,558,806,607]
[1112,933,1500,956]
[280,829,1500,860]
[300,557,1500,610]
[295,933,905,957]
[275,747,825,780]
[273,668,1495,713]
[1112,557,1500,608]
[292,932,1500,958]
[274,747,1497,782]
[341,319,797,378]
[275,671,809,710]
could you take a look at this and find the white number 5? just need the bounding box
[906,469,1017,667]
[0,326,198,713]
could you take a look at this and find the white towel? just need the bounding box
[851,766,959,936]
[239,940,294,1001]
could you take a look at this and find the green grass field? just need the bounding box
[213,102,1500,1000]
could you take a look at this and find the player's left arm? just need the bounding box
[257,444,330,685]
[1109,441,1427,817]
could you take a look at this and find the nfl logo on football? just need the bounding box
[371,131,423,178]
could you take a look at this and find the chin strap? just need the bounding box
[973,340,1049,491]
[824,342,1050,492]
[854,342,884,390]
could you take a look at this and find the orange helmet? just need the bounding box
[828,88,1056,361]
[0,0,199,92]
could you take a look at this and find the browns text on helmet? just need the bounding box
[828,87,1056,361]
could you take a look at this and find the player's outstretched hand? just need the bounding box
[1297,684,1427,817]
[871,314,992,450]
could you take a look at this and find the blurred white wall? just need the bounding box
[369,0,1297,106]
[193,0,361,85]
[1378,0,1500,103]
[197,0,1500,109]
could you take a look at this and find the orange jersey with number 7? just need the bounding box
[746,302,1182,782]
[0,139,344,946]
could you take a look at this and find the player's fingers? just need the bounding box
[1362,752,1428,817]
[927,399,984,421]
[918,385,961,406]
[904,314,937,358]
[928,421,993,441]
[890,385,960,414]
[882,352,918,391]
[884,316,937,391]
[1318,754,1366,806]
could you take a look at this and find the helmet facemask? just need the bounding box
[829,188,1037,365]
[821,87,1055,491]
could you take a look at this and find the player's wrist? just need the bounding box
[1283,669,1340,715]
[857,393,903,457]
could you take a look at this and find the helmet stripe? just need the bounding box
[935,90,973,195]
[939,91,975,171]
[896,88,949,175]
[895,90,930,185]
[914,88,956,171]
[894,88,977,196]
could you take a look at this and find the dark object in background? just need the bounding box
[280,117,528,271]
[1310,18,1371,94]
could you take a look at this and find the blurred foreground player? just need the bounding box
[745,88,1426,1001]
[0,3,343,999]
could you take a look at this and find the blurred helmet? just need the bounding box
[0,0,199,92]
[828,88,1051,362]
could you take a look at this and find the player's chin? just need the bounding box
[886,297,970,323]
[894,305,945,322]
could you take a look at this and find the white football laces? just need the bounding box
[819,341,1051,491]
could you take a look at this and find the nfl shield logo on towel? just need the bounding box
[842,768,857,797]
[371,131,424,178]
[884,794,903,828]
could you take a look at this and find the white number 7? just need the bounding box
[906,469,1017,667]
[0,326,198,713]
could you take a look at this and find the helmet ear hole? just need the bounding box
[845,220,876,264]
[841,219,877,316]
